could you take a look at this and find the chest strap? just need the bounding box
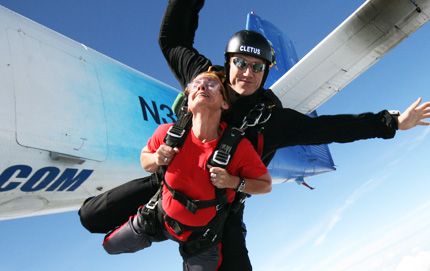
[163,179,225,214]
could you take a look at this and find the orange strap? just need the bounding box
[302,181,315,190]
[257,133,264,157]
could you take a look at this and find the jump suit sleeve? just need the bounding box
[158,0,212,90]
[264,108,398,149]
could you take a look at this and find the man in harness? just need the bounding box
[103,71,272,271]
[80,0,430,270]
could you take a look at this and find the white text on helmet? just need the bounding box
[239,45,260,55]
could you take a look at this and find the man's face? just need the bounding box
[228,54,265,96]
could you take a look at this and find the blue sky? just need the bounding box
[1,1,430,270]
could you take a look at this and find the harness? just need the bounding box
[240,95,274,156]
[140,93,276,255]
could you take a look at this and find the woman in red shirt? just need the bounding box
[103,70,271,271]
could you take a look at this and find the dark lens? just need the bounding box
[233,58,248,69]
[251,63,265,72]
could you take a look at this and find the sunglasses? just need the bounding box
[187,78,222,94]
[232,57,266,72]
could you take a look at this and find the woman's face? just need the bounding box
[187,74,229,113]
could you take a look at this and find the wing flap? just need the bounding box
[270,0,430,114]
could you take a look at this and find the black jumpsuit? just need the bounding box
[79,0,398,270]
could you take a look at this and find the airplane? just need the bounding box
[1,0,429,222]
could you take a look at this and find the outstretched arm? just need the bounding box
[398,97,430,130]
[158,0,211,89]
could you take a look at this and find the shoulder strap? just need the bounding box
[207,125,245,168]
[163,110,193,148]
[237,93,277,158]
[166,89,276,163]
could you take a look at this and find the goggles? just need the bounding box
[187,78,222,94]
[232,57,266,72]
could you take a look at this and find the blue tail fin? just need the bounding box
[246,13,335,185]
[246,12,298,88]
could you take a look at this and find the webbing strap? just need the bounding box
[140,186,163,237]
[165,205,226,239]
[239,98,274,160]
[207,126,245,168]
[163,179,220,214]
[257,133,264,157]
[164,110,193,148]
[154,95,275,253]
[179,205,229,255]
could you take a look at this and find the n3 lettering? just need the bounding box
[0,165,93,192]
[139,96,176,124]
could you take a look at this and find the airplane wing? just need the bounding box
[269,0,430,114]
[1,0,429,220]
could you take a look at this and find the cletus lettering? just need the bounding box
[139,96,176,124]
[239,45,261,55]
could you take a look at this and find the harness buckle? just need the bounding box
[258,109,272,125]
[145,200,158,210]
[243,102,268,127]
[212,150,230,166]
[231,127,245,136]
[167,125,186,138]
[186,199,198,214]
[203,229,218,243]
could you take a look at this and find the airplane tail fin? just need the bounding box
[246,12,298,88]
[246,12,336,186]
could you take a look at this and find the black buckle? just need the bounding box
[186,199,199,214]
[165,216,184,236]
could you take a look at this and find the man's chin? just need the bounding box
[228,84,255,97]
[235,86,253,95]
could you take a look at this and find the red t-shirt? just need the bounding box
[146,122,268,241]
